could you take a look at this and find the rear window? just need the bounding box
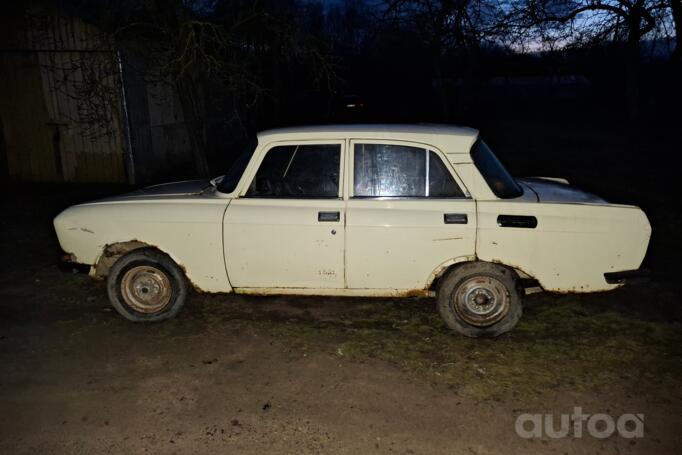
[471,140,523,199]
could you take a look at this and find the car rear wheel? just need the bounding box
[437,262,522,338]
[107,248,187,322]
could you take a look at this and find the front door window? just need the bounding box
[246,144,341,198]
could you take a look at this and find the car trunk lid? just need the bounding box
[518,177,607,204]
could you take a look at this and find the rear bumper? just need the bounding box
[604,269,650,285]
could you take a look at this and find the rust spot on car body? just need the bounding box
[95,240,152,277]
[399,289,431,298]
[61,251,76,262]
[95,240,216,295]
[488,258,616,294]
[232,288,433,298]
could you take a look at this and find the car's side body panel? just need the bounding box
[223,198,346,288]
[476,201,651,292]
[54,198,232,293]
[345,199,477,290]
[447,162,498,201]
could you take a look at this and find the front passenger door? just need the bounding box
[223,142,345,289]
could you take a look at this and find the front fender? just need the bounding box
[54,200,233,293]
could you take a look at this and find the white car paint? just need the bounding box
[54,196,232,293]
[54,124,651,296]
[224,198,346,288]
[476,201,650,292]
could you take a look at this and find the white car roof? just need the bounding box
[257,124,479,154]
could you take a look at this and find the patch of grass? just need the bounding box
[187,289,682,401]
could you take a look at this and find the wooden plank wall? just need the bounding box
[120,56,196,184]
[0,4,127,183]
[0,51,57,182]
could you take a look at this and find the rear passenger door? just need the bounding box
[345,141,477,290]
[223,141,345,289]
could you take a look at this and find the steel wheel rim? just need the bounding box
[120,265,172,313]
[452,276,510,327]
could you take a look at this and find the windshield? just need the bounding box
[217,139,257,193]
[470,140,523,199]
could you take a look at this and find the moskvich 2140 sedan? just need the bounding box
[55,125,651,337]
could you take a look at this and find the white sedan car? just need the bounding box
[54,125,651,337]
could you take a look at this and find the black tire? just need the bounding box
[437,262,522,338]
[106,248,187,322]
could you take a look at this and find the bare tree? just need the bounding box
[670,0,682,59]
[500,0,677,118]
[383,1,503,117]
[113,0,266,176]
[72,0,340,177]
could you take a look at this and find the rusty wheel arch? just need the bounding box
[428,260,538,292]
[93,240,157,278]
[94,241,202,292]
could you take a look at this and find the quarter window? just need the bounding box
[353,144,464,198]
[246,144,340,198]
[428,150,465,197]
[470,140,522,199]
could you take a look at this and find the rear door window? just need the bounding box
[353,144,464,198]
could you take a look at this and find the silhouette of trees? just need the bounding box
[497,0,677,118]
[53,0,678,173]
[73,0,340,175]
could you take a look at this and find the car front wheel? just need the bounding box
[437,262,522,338]
[107,248,187,322]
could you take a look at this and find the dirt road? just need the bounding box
[1,186,680,454]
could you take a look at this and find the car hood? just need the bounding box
[518,177,607,204]
[131,180,210,197]
[88,179,212,203]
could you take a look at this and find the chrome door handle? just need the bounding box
[444,213,468,224]
[497,215,537,228]
[318,211,340,222]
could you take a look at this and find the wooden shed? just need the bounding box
[0,2,132,183]
[1,0,203,185]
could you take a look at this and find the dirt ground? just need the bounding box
[1,184,681,455]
